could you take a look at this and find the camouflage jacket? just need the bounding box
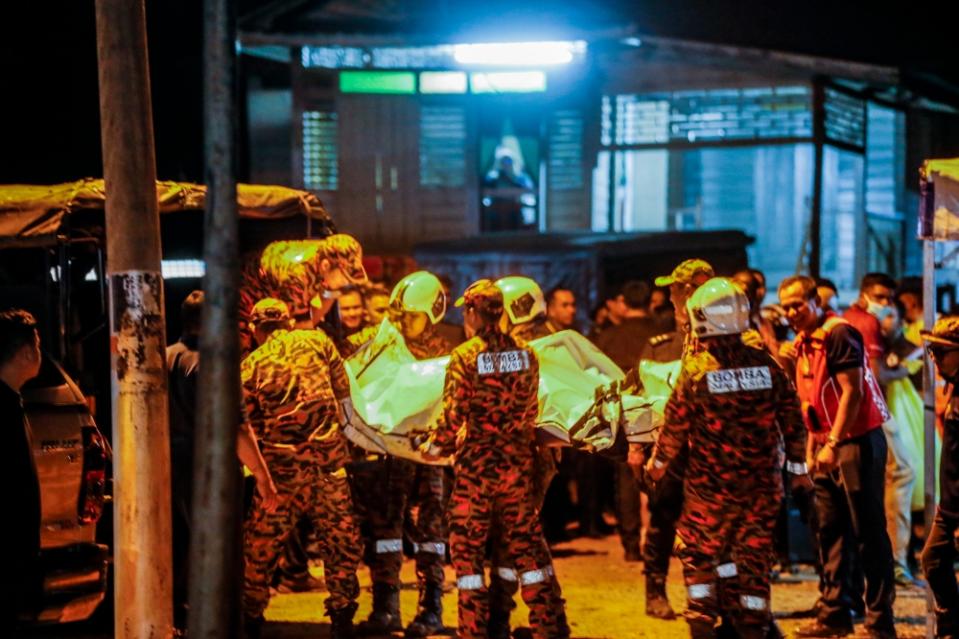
[241,328,351,470]
[432,326,540,468]
[510,316,553,342]
[653,335,806,496]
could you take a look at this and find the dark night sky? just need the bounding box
[0,1,953,186]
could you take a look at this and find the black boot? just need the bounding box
[645,573,676,620]
[405,582,444,637]
[488,575,516,639]
[357,583,402,635]
[330,602,359,639]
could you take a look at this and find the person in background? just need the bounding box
[337,286,367,334]
[920,318,959,638]
[733,269,780,356]
[778,276,897,639]
[587,302,612,341]
[879,302,928,532]
[844,273,919,588]
[0,309,43,632]
[546,286,578,333]
[436,274,467,346]
[166,292,279,633]
[594,281,662,562]
[632,259,715,620]
[816,278,840,313]
[897,284,925,348]
[364,283,391,325]
[649,286,675,327]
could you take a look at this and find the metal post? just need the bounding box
[922,239,937,639]
[187,0,243,636]
[94,1,173,637]
[809,79,826,278]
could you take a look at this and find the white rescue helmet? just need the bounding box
[389,271,446,325]
[686,277,751,338]
[495,276,546,325]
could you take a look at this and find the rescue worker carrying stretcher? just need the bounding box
[348,271,453,637]
[647,278,811,639]
[422,279,569,639]
[240,298,362,639]
[487,276,566,638]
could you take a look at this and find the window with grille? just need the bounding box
[824,87,866,149]
[302,109,338,190]
[419,106,466,187]
[548,110,584,190]
[602,86,812,147]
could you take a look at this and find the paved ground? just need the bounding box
[17,534,933,638]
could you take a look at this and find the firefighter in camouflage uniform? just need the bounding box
[241,298,362,639]
[485,276,567,638]
[348,271,454,637]
[422,279,569,639]
[647,278,811,639]
[238,234,369,347]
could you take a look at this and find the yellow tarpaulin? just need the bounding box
[0,178,330,243]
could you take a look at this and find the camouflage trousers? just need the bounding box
[243,450,361,618]
[489,448,564,626]
[348,456,448,587]
[678,487,781,639]
[449,460,567,639]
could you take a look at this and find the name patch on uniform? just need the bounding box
[705,366,772,394]
[477,350,530,375]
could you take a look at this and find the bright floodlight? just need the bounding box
[453,41,584,66]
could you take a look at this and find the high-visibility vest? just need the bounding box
[794,315,890,442]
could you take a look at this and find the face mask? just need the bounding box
[865,296,894,322]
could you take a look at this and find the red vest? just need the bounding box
[794,316,890,442]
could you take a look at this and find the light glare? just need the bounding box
[453,41,583,66]
[470,71,547,94]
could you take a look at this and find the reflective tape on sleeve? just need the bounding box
[716,562,738,578]
[457,574,484,590]
[740,595,768,611]
[687,583,714,600]
[786,461,809,475]
[495,567,518,582]
[414,542,446,555]
[375,538,403,554]
[520,565,555,586]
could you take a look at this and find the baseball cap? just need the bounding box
[454,279,504,314]
[654,258,715,287]
[323,234,368,285]
[922,316,959,347]
[251,298,292,324]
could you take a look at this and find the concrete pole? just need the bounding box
[187,0,243,636]
[94,1,173,637]
[922,239,936,639]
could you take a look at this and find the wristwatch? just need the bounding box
[825,434,841,448]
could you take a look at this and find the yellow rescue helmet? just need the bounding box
[389,271,446,325]
[495,276,546,325]
[686,277,751,338]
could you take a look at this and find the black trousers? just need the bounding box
[644,466,683,577]
[921,508,959,636]
[616,461,642,553]
[814,428,896,631]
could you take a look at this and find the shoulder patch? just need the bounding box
[477,350,530,375]
[705,366,773,394]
